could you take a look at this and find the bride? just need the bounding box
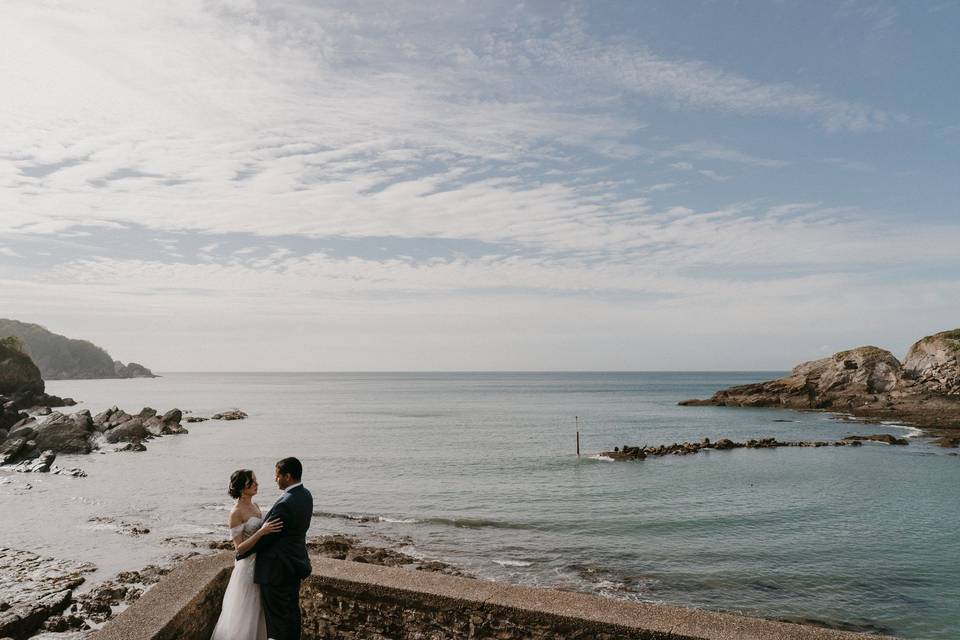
[210,469,282,640]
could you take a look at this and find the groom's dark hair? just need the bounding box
[276,456,302,480]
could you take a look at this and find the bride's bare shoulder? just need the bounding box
[227,505,244,527]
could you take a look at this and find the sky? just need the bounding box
[1,0,959,371]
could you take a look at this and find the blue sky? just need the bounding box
[1,0,958,370]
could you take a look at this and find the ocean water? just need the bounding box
[2,372,958,639]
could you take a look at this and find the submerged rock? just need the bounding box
[211,409,247,421]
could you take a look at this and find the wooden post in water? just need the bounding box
[576,415,580,458]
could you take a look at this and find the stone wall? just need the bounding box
[90,553,232,640]
[93,553,895,640]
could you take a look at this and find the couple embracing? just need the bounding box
[211,457,313,640]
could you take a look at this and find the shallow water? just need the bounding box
[2,372,957,639]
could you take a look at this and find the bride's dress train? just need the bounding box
[210,517,267,640]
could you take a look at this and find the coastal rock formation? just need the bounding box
[0,336,45,401]
[0,339,75,437]
[903,329,960,395]
[600,434,910,461]
[0,548,95,640]
[680,328,960,431]
[112,360,156,378]
[0,405,187,470]
[0,318,156,379]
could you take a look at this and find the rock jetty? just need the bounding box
[679,328,960,435]
[602,434,908,461]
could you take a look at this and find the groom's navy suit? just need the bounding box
[238,483,313,640]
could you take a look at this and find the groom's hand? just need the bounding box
[258,518,283,537]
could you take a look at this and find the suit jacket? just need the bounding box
[238,484,313,585]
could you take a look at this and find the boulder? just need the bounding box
[903,329,960,395]
[0,438,27,465]
[931,435,960,448]
[103,418,150,444]
[842,434,909,445]
[211,410,247,421]
[33,411,94,454]
[7,422,37,441]
[13,450,57,472]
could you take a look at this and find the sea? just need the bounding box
[1,372,957,639]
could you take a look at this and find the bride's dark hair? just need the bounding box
[228,469,255,499]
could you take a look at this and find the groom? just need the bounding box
[238,456,313,640]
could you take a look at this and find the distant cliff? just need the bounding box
[680,328,960,432]
[0,319,156,380]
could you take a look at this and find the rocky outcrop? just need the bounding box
[0,339,75,436]
[903,329,960,395]
[112,361,157,378]
[0,336,45,401]
[0,318,156,379]
[0,548,95,640]
[680,329,960,432]
[0,406,187,471]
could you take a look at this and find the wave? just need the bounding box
[493,559,533,567]
[879,422,924,438]
[314,510,552,532]
[313,510,418,525]
[587,454,615,462]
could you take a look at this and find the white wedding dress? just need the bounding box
[210,516,268,640]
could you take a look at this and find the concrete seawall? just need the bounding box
[91,553,895,640]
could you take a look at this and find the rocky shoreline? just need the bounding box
[679,328,960,442]
[0,531,468,640]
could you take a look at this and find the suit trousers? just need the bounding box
[261,580,302,640]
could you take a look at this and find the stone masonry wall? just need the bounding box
[94,553,894,640]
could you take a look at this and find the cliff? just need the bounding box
[680,329,960,432]
[0,319,156,379]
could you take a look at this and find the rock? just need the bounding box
[841,434,909,445]
[12,449,57,473]
[7,422,37,441]
[932,435,960,448]
[35,406,52,416]
[211,409,247,421]
[113,360,157,378]
[714,438,736,450]
[0,548,95,639]
[0,337,45,402]
[103,417,149,444]
[32,411,94,454]
[161,408,182,423]
[0,428,6,441]
[185,416,207,423]
[0,438,26,465]
[679,330,960,430]
[116,441,147,452]
[903,329,960,395]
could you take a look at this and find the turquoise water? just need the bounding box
[4,372,957,638]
